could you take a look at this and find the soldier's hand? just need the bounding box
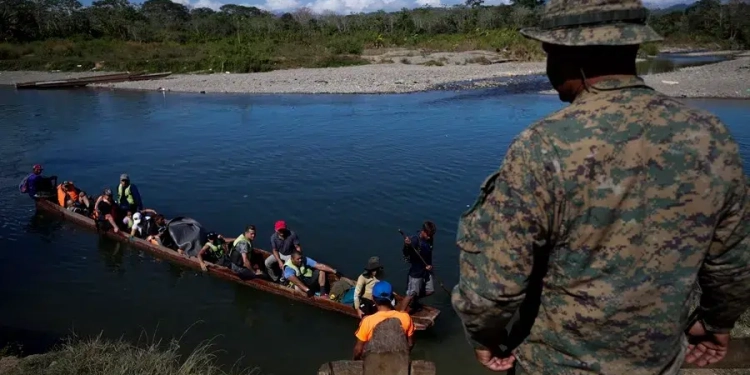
[685,320,730,367]
[475,349,515,372]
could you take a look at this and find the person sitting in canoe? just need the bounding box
[223,225,264,280]
[197,231,229,271]
[56,181,91,214]
[283,250,341,298]
[352,281,415,360]
[354,256,385,318]
[143,214,187,254]
[93,188,119,233]
[265,220,302,283]
[124,208,159,239]
[19,164,57,199]
[145,214,167,245]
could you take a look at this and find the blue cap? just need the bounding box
[372,281,393,301]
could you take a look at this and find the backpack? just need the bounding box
[340,288,356,305]
[18,175,29,193]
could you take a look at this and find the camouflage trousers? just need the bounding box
[504,311,689,375]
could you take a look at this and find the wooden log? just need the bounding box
[363,318,410,375]
[410,360,436,375]
[316,361,436,375]
[318,317,436,375]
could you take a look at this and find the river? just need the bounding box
[0,84,749,375]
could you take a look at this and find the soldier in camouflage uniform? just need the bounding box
[451,0,750,374]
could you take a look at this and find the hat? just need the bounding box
[103,188,112,196]
[207,232,218,241]
[372,281,393,302]
[33,164,43,171]
[274,220,287,232]
[365,256,382,271]
[133,212,142,224]
[519,0,663,47]
[120,173,130,181]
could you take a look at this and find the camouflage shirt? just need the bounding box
[451,76,750,375]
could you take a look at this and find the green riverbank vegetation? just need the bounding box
[0,0,749,73]
[0,334,262,375]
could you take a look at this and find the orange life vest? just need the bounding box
[56,183,80,207]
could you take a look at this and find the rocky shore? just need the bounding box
[0,50,748,98]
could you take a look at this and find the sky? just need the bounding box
[89,0,698,19]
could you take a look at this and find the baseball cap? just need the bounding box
[33,164,43,171]
[120,173,130,181]
[372,281,393,302]
[274,220,287,232]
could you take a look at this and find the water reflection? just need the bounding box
[25,211,64,242]
[97,236,125,274]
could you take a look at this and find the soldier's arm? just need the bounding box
[451,129,557,351]
[699,174,750,332]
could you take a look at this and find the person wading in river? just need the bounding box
[451,0,750,373]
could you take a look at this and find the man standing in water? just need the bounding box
[451,0,750,373]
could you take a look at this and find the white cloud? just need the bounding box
[415,0,441,8]
[193,0,226,9]
[303,0,408,14]
[261,0,300,10]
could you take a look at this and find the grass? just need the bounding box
[0,332,264,375]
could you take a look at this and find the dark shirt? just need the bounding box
[95,199,112,219]
[270,230,300,256]
[402,232,433,278]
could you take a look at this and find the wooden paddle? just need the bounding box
[398,229,452,295]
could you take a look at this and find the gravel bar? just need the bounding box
[0,54,747,98]
[643,55,750,99]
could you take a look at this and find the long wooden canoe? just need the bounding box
[34,198,440,330]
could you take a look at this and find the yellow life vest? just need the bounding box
[118,184,134,205]
[206,241,224,257]
[284,258,313,279]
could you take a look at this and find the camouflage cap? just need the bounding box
[519,0,663,46]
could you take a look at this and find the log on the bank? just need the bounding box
[318,316,435,375]
[364,318,410,375]
[316,360,435,375]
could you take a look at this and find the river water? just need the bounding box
[0,83,749,375]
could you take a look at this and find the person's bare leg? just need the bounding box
[80,195,91,208]
[318,271,326,293]
[106,215,119,233]
[397,295,413,312]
